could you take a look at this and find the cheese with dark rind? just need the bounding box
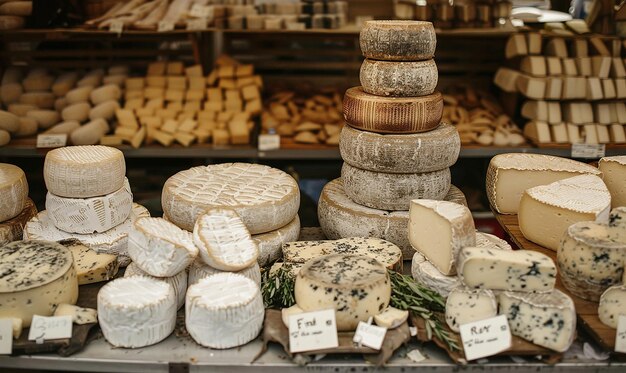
[0,198,36,245]
[360,20,436,61]
[360,59,438,97]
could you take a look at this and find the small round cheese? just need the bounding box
[124,262,187,310]
[360,20,436,61]
[253,215,300,267]
[0,163,28,222]
[0,198,36,245]
[188,258,261,287]
[598,284,626,329]
[360,58,438,97]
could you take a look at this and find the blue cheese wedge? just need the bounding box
[445,287,497,332]
[54,304,97,325]
[60,239,119,285]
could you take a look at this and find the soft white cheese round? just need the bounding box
[125,262,187,310]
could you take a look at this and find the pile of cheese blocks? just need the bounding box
[0,163,37,245]
[238,0,348,30]
[319,20,464,259]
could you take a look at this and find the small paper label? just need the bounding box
[571,143,606,158]
[187,18,207,31]
[28,315,72,341]
[258,134,281,151]
[288,309,338,353]
[109,20,124,35]
[0,319,12,355]
[158,21,175,32]
[190,4,213,18]
[353,321,386,350]
[459,315,512,361]
[616,315,626,353]
[36,134,67,148]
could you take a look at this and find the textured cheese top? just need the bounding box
[360,20,436,61]
[475,232,512,251]
[566,221,626,249]
[489,153,600,174]
[134,217,198,256]
[600,155,626,165]
[299,254,388,287]
[99,276,173,309]
[0,240,72,292]
[525,174,611,214]
[187,273,258,309]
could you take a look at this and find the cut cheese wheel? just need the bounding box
[0,163,28,222]
[0,110,20,133]
[52,72,79,97]
[0,2,32,16]
[281,305,304,328]
[8,103,36,117]
[70,118,109,145]
[359,20,436,61]
[26,110,60,129]
[45,178,133,234]
[125,262,187,310]
[90,84,121,105]
[253,215,300,267]
[19,91,55,109]
[65,86,93,104]
[598,285,626,329]
[340,123,459,173]
[60,239,119,285]
[188,258,262,287]
[0,240,78,327]
[89,100,120,121]
[342,163,451,210]
[0,198,36,245]
[599,156,626,208]
[44,120,80,135]
[360,58,438,97]
[343,87,443,133]
[162,163,300,234]
[44,145,124,198]
[374,307,409,329]
[62,102,91,122]
[0,82,22,104]
[0,15,24,30]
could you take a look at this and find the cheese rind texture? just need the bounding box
[186,273,264,349]
[188,258,261,286]
[339,123,459,173]
[162,163,300,234]
[486,153,601,214]
[475,232,512,251]
[0,163,28,222]
[54,304,97,325]
[360,20,436,61]
[0,241,78,327]
[125,262,187,310]
[499,290,576,352]
[599,156,626,208]
[598,285,626,329]
[445,288,497,332]
[342,163,451,211]
[411,252,460,297]
[61,239,119,285]
[45,178,133,234]
[294,254,391,331]
[0,198,36,245]
[253,215,300,267]
[98,277,176,348]
[360,59,438,97]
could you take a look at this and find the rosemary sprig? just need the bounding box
[261,265,296,309]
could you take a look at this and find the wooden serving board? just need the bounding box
[493,212,620,353]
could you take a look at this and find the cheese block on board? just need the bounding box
[0,163,28,222]
[359,20,436,61]
[360,59,438,97]
[374,307,409,329]
[486,153,602,214]
[253,215,300,267]
[339,123,460,173]
[342,87,443,134]
[45,178,132,234]
[519,174,611,251]
[295,254,391,331]
[54,304,97,325]
[186,273,264,349]
[162,163,299,234]
[44,146,126,198]
[193,209,258,271]
[0,198,36,245]
[60,239,119,285]
[0,241,78,327]
[409,199,475,275]
[188,258,261,287]
[125,262,187,310]
[499,290,576,352]
[98,277,176,348]
[411,252,460,297]
[599,156,626,208]
[598,285,626,329]
[445,288,497,332]
[128,217,197,277]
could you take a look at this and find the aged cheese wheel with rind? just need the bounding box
[360,59,438,97]
[360,20,436,61]
[0,198,36,245]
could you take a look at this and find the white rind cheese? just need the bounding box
[44,146,126,198]
[61,239,119,285]
[409,199,475,275]
[45,178,133,234]
[445,287,497,332]
[499,290,576,352]
[188,258,261,286]
[599,156,626,208]
[374,307,409,329]
[0,241,78,327]
[125,262,187,310]
[598,285,626,329]
[360,59,438,97]
[475,232,512,251]
[342,163,451,211]
[0,198,36,245]
[294,254,391,332]
[519,174,611,251]
[359,20,436,61]
[253,215,300,267]
[486,153,602,214]
[128,217,198,277]
[411,252,460,297]
[0,163,28,222]
[98,276,176,348]
[186,273,264,349]
[162,163,300,234]
[54,304,97,325]
[193,209,259,272]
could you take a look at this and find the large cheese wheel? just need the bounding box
[360,20,436,61]
[0,2,32,16]
[0,82,22,104]
[0,15,24,30]
[26,110,60,129]
[90,84,121,105]
[340,123,459,173]
[70,118,109,145]
[0,110,20,133]
[0,198,36,245]
[342,163,451,210]
[360,58,438,97]
[19,91,55,109]
[62,102,91,122]
[0,163,28,222]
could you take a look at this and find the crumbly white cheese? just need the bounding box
[445,287,497,332]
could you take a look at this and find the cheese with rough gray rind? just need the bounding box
[0,163,28,222]
[44,145,125,198]
[519,174,611,251]
[188,258,261,287]
[342,163,450,210]
[253,215,300,267]
[599,156,626,208]
[298,227,326,241]
[0,240,78,327]
[342,87,443,134]
[339,123,459,173]
[360,20,436,61]
[124,262,187,310]
[598,285,626,329]
[499,290,576,352]
[98,276,176,348]
[162,163,299,234]
[0,198,36,245]
[60,239,119,285]
[295,254,391,331]
[360,59,438,97]
[54,304,97,325]
[409,199,475,276]
[128,217,198,277]
[445,287,497,332]
[486,153,602,214]
[186,273,264,349]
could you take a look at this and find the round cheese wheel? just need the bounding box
[0,163,28,222]
[0,15,24,30]
[62,102,91,122]
[0,110,20,133]
[90,84,121,105]
[124,262,187,310]
[15,117,37,137]
[253,215,300,267]
[65,86,93,104]
[360,20,436,61]
[69,118,109,145]
[26,110,60,129]
[360,58,438,97]
[0,129,9,146]
[19,91,55,109]
[89,100,119,121]
[188,258,261,287]
[0,198,36,245]
[0,82,22,104]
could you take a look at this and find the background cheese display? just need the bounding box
[0,163,28,222]
[360,58,438,97]
[359,20,436,61]
[0,198,37,245]
[124,262,187,310]
[599,156,626,208]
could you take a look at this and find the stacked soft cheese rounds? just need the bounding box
[319,20,464,259]
[23,146,149,266]
[0,163,37,244]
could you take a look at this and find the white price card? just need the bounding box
[36,134,67,148]
[258,134,280,151]
[190,4,213,18]
[0,319,13,354]
[571,143,605,158]
[353,321,386,350]
[459,315,512,361]
[158,21,175,32]
[288,309,338,353]
[187,18,207,31]
[109,20,124,35]
[616,315,626,353]
[28,315,72,342]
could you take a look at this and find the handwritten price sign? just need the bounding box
[288,309,338,353]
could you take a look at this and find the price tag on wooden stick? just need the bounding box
[353,319,386,350]
[571,143,605,158]
[288,309,338,353]
[459,315,512,361]
[109,20,124,35]
[0,319,12,354]
[36,134,67,148]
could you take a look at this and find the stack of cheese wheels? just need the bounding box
[24,145,149,266]
[0,163,37,244]
[320,20,463,259]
